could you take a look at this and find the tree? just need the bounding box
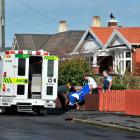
[58,58,90,85]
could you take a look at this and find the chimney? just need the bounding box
[108,19,118,27]
[108,13,118,27]
[58,20,68,32]
[92,16,101,27]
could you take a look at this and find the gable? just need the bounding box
[90,27,114,45]
[108,34,125,47]
[105,29,131,49]
[73,31,102,53]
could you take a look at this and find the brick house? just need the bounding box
[106,27,140,75]
[72,16,140,75]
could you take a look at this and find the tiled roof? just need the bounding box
[14,30,85,56]
[117,27,140,44]
[90,27,140,45]
[90,27,114,45]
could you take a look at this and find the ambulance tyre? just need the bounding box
[36,108,47,116]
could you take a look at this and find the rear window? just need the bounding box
[17,85,25,95]
[46,86,53,95]
[18,58,26,76]
[47,60,54,77]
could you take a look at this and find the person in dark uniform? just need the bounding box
[103,70,112,92]
[57,84,70,110]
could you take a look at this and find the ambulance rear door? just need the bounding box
[14,54,29,100]
[42,56,58,100]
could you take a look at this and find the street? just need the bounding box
[0,110,140,140]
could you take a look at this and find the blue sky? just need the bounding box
[6,0,140,47]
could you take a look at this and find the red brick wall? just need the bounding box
[132,48,140,76]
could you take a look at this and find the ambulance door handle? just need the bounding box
[13,65,17,68]
[54,78,56,83]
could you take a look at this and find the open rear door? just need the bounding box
[42,56,58,100]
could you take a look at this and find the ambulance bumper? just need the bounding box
[11,99,56,108]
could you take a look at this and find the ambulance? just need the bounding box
[0,50,59,115]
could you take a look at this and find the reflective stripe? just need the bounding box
[3,78,28,84]
[44,56,59,60]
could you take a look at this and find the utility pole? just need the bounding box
[0,0,5,51]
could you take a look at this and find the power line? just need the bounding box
[16,0,59,24]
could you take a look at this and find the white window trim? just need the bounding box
[114,51,132,75]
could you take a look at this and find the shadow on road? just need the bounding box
[0,108,67,116]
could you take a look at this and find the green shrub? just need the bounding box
[58,58,90,85]
[111,84,126,90]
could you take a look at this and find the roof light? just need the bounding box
[10,50,15,54]
[44,52,49,55]
[5,51,10,55]
[18,50,23,54]
[36,51,41,55]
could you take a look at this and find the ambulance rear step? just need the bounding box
[17,103,32,112]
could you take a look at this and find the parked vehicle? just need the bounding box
[0,50,59,115]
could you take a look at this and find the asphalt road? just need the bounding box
[0,111,140,140]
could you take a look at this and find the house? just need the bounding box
[73,15,140,75]
[12,21,85,58]
[73,26,114,73]
[106,27,140,75]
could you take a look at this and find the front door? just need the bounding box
[97,56,113,73]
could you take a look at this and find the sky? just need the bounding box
[5,0,140,47]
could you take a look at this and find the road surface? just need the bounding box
[0,111,140,140]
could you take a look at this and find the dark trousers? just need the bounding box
[58,93,67,110]
[92,88,98,94]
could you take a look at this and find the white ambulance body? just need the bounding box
[0,50,58,115]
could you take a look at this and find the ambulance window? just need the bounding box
[46,86,53,95]
[47,60,54,77]
[18,58,26,76]
[17,85,25,95]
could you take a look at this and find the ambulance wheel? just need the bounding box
[37,108,47,116]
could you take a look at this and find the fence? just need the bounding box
[55,90,140,116]
[81,94,99,110]
[125,90,140,116]
[99,90,125,112]
[98,90,140,116]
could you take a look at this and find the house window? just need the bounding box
[90,56,93,66]
[126,52,131,58]
[126,60,131,72]
[115,51,132,75]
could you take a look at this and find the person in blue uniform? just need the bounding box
[103,70,112,92]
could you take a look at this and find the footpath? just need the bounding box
[63,110,140,133]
